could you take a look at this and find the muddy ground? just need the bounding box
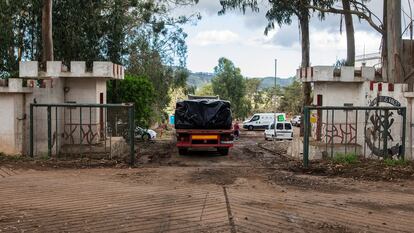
[1,130,414,232]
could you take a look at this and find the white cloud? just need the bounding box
[191,30,240,46]
[182,0,394,77]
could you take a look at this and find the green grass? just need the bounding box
[332,152,359,164]
[38,154,51,161]
[0,153,31,162]
[383,159,408,166]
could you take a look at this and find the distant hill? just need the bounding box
[187,72,295,90]
[256,76,295,89]
[187,72,214,88]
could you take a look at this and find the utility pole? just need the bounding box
[274,59,277,137]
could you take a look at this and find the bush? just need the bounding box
[108,74,155,127]
[332,152,359,164]
[383,159,408,166]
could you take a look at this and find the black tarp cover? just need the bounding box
[174,99,232,129]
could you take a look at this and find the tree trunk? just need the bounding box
[386,0,402,83]
[41,0,53,62]
[299,12,312,136]
[382,0,388,81]
[342,0,355,66]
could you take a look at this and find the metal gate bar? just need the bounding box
[29,103,135,165]
[303,106,406,168]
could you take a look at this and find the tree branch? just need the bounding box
[307,5,384,35]
[350,1,383,24]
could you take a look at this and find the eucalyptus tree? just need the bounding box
[41,0,53,62]
[307,0,405,83]
[0,0,199,124]
[220,0,333,134]
[211,57,249,119]
[342,0,355,66]
[0,0,42,78]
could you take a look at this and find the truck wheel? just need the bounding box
[248,125,254,131]
[218,148,229,156]
[178,148,188,155]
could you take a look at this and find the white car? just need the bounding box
[124,126,157,141]
[264,122,293,140]
[291,115,301,127]
[136,127,157,140]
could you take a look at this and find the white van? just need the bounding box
[243,113,287,130]
[264,121,293,140]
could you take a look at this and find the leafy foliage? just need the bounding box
[383,159,409,167]
[126,33,192,121]
[1,0,199,124]
[0,0,42,78]
[245,78,264,113]
[278,80,302,114]
[219,0,335,135]
[211,58,249,119]
[219,0,333,34]
[166,84,196,115]
[108,74,154,126]
[196,83,214,97]
[333,152,359,164]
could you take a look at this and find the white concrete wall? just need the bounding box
[297,66,374,82]
[27,78,66,156]
[62,78,106,145]
[65,78,97,103]
[313,82,364,106]
[14,93,26,155]
[0,61,122,156]
[312,82,364,145]
[96,80,107,104]
[19,61,124,80]
[0,93,26,155]
[312,80,412,159]
[0,94,17,154]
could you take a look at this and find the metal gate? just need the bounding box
[29,103,135,164]
[303,106,407,167]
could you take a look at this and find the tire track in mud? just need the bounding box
[0,167,18,178]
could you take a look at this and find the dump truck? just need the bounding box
[174,96,233,155]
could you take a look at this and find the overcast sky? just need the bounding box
[178,0,413,78]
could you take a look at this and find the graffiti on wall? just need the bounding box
[319,123,357,144]
[63,124,99,145]
[365,96,403,158]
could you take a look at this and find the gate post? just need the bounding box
[401,107,407,160]
[47,106,52,158]
[30,104,34,158]
[128,105,135,165]
[303,106,310,168]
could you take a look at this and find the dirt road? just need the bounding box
[1,131,414,232]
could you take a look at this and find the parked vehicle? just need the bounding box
[264,121,293,140]
[123,126,157,141]
[291,115,301,127]
[136,126,157,140]
[243,113,287,130]
[175,97,233,156]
